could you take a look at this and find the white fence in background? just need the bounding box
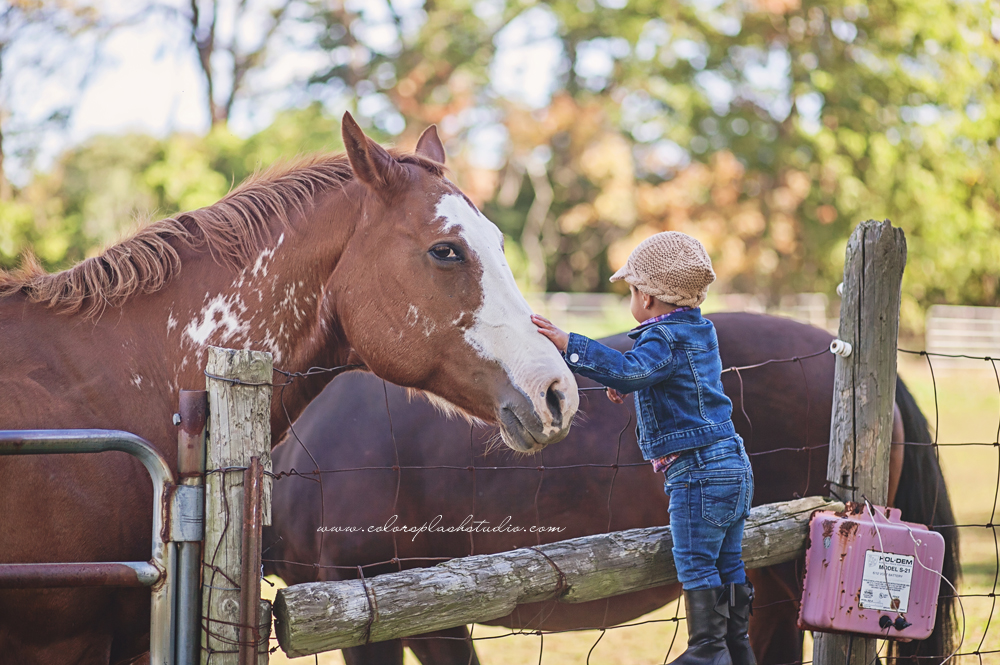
[530,294,1000,367]
[528,292,836,333]
[716,292,832,332]
[925,304,1000,363]
[775,293,832,332]
[527,292,626,317]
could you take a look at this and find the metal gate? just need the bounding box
[0,426,204,665]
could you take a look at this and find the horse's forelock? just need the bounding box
[393,152,447,178]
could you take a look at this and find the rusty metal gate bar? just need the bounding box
[176,390,207,665]
[0,429,179,665]
[239,457,264,665]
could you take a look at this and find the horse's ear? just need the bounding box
[415,125,446,164]
[341,111,402,189]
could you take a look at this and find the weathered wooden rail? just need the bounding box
[274,495,841,657]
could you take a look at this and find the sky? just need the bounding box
[73,19,206,140]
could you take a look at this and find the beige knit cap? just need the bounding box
[610,232,716,308]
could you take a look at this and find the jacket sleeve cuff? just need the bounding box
[564,333,590,366]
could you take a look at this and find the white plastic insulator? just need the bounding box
[836,282,845,297]
[830,339,853,358]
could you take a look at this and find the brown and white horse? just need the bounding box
[0,114,578,664]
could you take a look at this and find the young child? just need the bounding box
[532,232,755,665]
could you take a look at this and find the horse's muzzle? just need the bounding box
[498,378,578,453]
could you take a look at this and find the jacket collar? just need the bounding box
[628,307,703,339]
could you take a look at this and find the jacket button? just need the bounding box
[569,353,580,363]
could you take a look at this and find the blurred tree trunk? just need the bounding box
[189,0,221,126]
[187,0,295,128]
[0,47,9,202]
[0,1,105,196]
[0,6,14,201]
[522,157,554,292]
[0,116,10,202]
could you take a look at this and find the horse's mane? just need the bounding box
[0,150,444,319]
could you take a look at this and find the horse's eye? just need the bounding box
[429,244,462,262]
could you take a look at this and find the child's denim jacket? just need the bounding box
[563,308,736,460]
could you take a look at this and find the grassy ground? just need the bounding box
[265,351,1000,664]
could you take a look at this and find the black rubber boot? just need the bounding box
[668,587,733,665]
[726,582,757,665]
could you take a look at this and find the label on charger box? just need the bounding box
[859,550,914,612]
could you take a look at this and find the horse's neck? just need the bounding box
[165,193,356,429]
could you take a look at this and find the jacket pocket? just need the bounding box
[695,472,746,527]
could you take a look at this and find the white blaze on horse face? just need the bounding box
[435,194,579,438]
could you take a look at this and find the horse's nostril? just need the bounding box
[545,384,564,426]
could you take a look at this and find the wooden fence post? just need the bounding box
[203,347,273,664]
[813,220,907,665]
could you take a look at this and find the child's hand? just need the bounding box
[606,387,625,404]
[531,314,569,353]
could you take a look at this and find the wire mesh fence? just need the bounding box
[255,342,1000,665]
[891,349,1000,664]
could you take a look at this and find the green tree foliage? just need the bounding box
[0,104,342,268]
[480,0,1000,331]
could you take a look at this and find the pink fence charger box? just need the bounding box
[798,502,945,640]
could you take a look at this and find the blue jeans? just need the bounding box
[663,436,754,590]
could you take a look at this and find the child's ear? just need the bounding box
[644,293,655,309]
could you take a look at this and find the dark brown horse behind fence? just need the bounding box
[0,115,579,664]
[265,313,958,665]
